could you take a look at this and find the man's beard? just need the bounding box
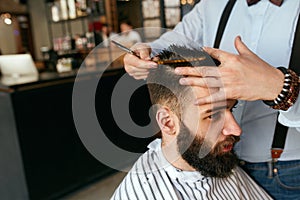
[177,122,240,178]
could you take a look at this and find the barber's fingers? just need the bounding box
[175,66,221,77]
[132,74,149,80]
[133,69,149,76]
[131,43,152,60]
[136,48,152,60]
[194,89,227,105]
[126,69,149,80]
[202,47,231,64]
[126,65,150,80]
[202,36,255,64]
[125,62,154,73]
[179,76,223,87]
[124,53,157,79]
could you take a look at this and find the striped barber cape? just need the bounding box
[110,139,272,200]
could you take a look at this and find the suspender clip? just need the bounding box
[271,148,283,162]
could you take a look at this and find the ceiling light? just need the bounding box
[1,13,12,25]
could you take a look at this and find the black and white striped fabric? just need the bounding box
[111,139,272,200]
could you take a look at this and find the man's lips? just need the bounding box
[222,143,233,152]
[214,136,239,154]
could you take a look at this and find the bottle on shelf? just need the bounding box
[60,0,68,20]
[51,2,60,22]
[67,0,77,19]
[62,34,72,51]
[90,0,106,16]
[76,0,87,17]
[85,32,95,49]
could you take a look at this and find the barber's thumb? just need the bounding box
[234,36,252,56]
[138,49,151,60]
[140,53,151,60]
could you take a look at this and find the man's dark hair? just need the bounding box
[120,20,133,27]
[147,45,216,118]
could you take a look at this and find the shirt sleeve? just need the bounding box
[278,89,300,130]
[150,1,205,55]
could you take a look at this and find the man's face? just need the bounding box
[120,23,132,33]
[102,26,108,34]
[177,87,241,178]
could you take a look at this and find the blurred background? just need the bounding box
[0,0,199,199]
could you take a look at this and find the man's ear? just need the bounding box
[156,107,177,135]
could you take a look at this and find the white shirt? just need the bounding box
[113,31,142,47]
[102,32,117,47]
[151,0,300,162]
[110,139,272,200]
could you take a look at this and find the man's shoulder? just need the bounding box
[128,31,141,39]
[185,0,232,21]
[131,141,164,174]
[110,144,175,200]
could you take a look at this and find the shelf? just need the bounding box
[49,15,89,24]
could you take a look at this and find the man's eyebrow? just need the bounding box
[204,105,228,113]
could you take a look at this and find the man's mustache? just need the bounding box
[212,135,240,155]
[225,135,240,143]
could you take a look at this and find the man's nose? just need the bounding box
[222,111,242,136]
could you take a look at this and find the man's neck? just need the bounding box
[161,140,195,171]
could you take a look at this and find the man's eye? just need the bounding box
[208,112,222,120]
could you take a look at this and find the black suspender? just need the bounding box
[289,14,300,76]
[271,13,300,160]
[212,0,236,66]
[213,0,300,160]
[213,0,236,49]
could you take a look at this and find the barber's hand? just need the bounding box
[124,43,158,80]
[175,36,284,105]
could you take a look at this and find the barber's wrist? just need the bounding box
[263,67,300,111]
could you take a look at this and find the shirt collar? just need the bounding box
[247,0,283,7]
